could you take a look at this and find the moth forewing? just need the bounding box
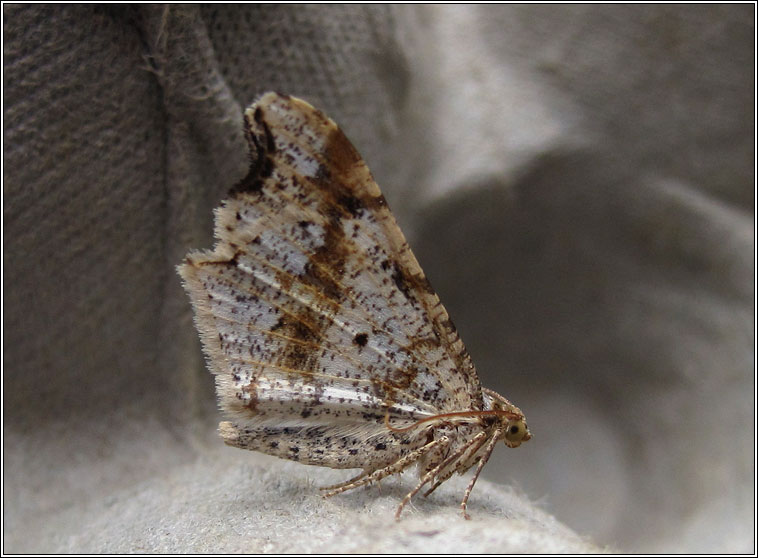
[178,92,530,520]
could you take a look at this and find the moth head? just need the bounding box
[482,388,531,448]
[503,417,530,448]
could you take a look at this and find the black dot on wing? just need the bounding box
[353,333,368,347]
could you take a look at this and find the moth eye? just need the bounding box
[504,420,527,444]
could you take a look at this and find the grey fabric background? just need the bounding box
[3,4,754,553]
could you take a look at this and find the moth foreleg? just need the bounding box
[459,428,501,520]
[423,430,490,498]
[321,435,450,499]
[396,431,488,520]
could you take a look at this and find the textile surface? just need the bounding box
[3,4,753,552]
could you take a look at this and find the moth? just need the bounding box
[178,92,530,519]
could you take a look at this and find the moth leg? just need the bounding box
[422,472,452,499]
[319,470,369,492]
[423,430,490,497]
[396,431,488,519]
[459,428,502,520]
[322,436,450,498]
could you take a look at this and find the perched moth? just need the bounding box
[178,92,530,519]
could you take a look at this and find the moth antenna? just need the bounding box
[384,408,521,433]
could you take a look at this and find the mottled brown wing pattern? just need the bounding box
[179,93,483,442]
